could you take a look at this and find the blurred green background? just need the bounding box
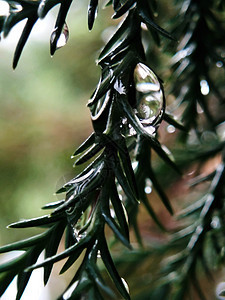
[0,2,114,298]
[0,0,112,243]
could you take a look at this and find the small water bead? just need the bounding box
[145,178,152,194]
[51,23,69,52]
[200,79,209,95]
[134,63,164,130]
[216,61,223,68]
[167,125,176,133]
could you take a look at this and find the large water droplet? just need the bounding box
[134,63,164,131]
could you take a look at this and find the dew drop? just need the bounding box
[216,61,223,68]
[145,178,152,194]
[134,63,164,131]
[167,125,176,133]
[200,79,209,95]
[51,23,69,52]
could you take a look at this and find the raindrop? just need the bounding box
[145,178,152,194]
[167,125,176,133]
[200,79,209,95]
[51,23,69,52]
[216,61,223,68]
[134,63,164,131]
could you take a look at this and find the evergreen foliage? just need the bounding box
[0,0,225,299]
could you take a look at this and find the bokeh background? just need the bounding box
[0,1,115,298]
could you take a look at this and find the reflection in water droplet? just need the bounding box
[216,61,223,68]
[134,63,164,132]
[200,80,209,95]
[145,178,152,194]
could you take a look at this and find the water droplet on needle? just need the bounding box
[51,23,69,53]
[134,63,164,133]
